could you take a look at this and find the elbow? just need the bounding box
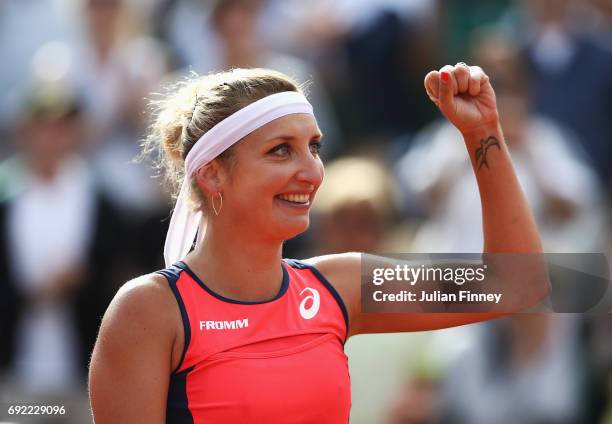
[521,260,552,311]
[486,252,550,312]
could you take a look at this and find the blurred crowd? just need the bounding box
[1,0,612,422]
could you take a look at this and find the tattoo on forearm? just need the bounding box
[475,136,501,169]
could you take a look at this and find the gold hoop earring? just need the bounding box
[211,192,223,216]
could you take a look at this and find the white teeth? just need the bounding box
[279,194,309,204]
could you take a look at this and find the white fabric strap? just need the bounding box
[164,91,313,266]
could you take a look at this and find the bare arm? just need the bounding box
[426,63,543,254]
[307,64,549,336]
[463,122,542,253]
[89,274,181,423]
[307,253,511,336]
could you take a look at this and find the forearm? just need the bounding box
[424,64,549,309]
[462,122,543,254]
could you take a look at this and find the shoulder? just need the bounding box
[285,253,361,283]
[301,253,361,294]
[99,272,179,346]
[302,252,361,275]
[90,272,180,423]
[301,253,362,332]
[113,273,175,311]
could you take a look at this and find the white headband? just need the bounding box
[164,91,314,266]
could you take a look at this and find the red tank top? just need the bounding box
[158,259,351,423]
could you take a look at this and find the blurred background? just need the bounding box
[1,0,612,422]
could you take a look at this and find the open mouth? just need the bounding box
[275,193,311,206]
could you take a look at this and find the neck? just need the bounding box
[26,157,61,182]
[91,32,116,65]
[185,219,284,303]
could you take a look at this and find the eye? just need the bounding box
[309,140,323,155]
[268,143,290,156]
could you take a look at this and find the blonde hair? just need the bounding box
[143,68,302,203]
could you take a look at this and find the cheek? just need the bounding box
[319,162,325,184]
[227,165,283,205]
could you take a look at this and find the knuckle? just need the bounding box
[455,66,468,76]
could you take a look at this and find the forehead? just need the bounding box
[246,113,321,142]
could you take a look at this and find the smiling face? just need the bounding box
[199,113,324,242]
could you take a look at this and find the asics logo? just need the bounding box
[200,319,249,330]
[299,287,320,320]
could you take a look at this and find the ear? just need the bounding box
[194,159,226,196]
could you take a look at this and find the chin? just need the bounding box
[276,218,310,241]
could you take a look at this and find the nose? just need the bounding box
[295,149,324,188]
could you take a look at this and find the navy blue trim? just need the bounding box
[166,365,195,424]
[156,265,191,375]
[175,261,290,305]
[285,259,350,342]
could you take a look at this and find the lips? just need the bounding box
[274,191,314,211]
[277,193,309,204]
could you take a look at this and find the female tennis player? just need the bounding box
[89,65,549,423]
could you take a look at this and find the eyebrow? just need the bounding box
[264,132,323,144]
